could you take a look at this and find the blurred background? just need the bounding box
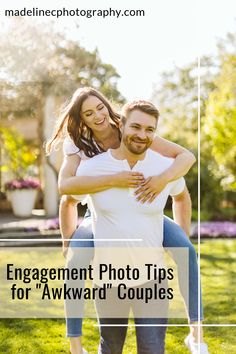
[0,0,235,222]
[0,2,236,352]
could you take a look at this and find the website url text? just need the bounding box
[5,8,145,19]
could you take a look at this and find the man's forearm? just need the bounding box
[59,195,78,248]
[172,187,192,236]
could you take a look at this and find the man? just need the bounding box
[73,100,189,354]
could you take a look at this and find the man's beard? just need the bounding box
[123,136,152,155]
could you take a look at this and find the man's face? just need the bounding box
[121,110,157,155]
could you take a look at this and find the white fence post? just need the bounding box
[43,95,58,216]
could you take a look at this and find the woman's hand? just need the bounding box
[134,175,168,203]
[112,171,145,188]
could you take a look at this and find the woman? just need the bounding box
[46,87,207,354]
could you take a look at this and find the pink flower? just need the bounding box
[5,178,40,191]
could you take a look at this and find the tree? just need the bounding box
[0,18,125,211]
[203,53,236,191]
[0,18,124,121]
[0,127,38,180]
[150,57,224,217]
[151,62,198,145]
[150,29,236,219]
[151,61,200,211]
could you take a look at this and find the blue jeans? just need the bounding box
[98,317,167,354]
[98,318,167,354]
[65,214,94,337]
[96,279,168,354]
[66,214,203,337]
[162,216,203,322]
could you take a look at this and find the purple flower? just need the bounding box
[192,222,236,238]
[201,222,236,237]
[43,218,60,230]
[42,217,83,231]
[5,178,40,191]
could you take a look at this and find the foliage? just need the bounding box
[0,127,38,179]
[151,62,199,210]
[0,18,124,120]
[151,61,198,144]
[203,53,236,191]
[200,136,225,220]
[151,37,236,219]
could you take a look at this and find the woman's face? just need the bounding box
[81,95,110,132]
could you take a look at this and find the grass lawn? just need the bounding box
[0,239,236,353]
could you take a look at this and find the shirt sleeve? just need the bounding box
[76,159,96,177]
[169,177,186,196]
[63,137,80,156]
[71,159,95,202]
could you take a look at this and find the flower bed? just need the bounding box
[192,222,236,238]
[12,218,236,238]
[23,217,83,232]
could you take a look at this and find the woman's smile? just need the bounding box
[94,117,106,125]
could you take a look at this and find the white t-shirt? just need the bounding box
[74,149,185,246]
[73,149,185,286]
[63,136,99,160]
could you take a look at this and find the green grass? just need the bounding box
[200,239,236,324]
[0,240,236,353]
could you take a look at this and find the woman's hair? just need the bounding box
[46,87,121,157]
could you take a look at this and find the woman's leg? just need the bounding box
[163,215,203,322]
[163,216,204,343]
[65,215,94,353]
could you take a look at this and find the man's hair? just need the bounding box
[121,100,159,125]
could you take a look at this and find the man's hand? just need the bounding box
[134,175,168,203]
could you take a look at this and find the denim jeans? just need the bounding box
[162,216,203,322]
[96,278,168,354]
[66,214,203,337]
[98,317,167,354]
[98,318,167,354]
[65,214,94,337]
